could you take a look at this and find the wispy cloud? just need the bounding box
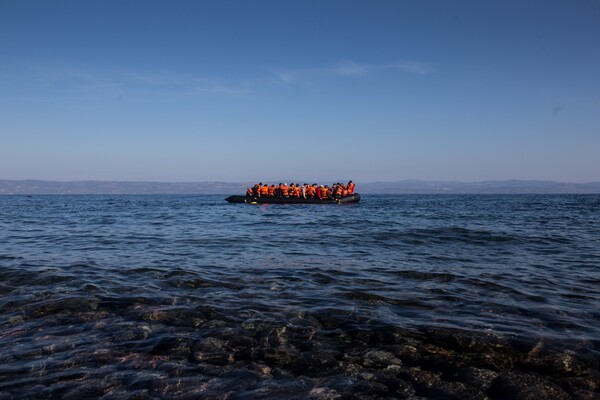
[112,71,250,98]
[273,60,434,83]
[2,66,249,102]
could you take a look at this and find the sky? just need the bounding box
[1,0,599,183]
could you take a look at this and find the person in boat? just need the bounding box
[246,187,254,197]
[291,184,301,198]
[280,183,289,197]
[260,183,268,197]
[347,180,355,194]
[333,183,343,199]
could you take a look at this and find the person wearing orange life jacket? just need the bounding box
[334,184,343,198]
[268,184,275,196]
[342,185,348,197]
[347,180,355,194]
[261,184,269,196]
[321,186,330,199]
[281,183,289,197]
[246,187,253,197]
[306,184,316,198]
[252,183,260,197]
[292,184,301,197]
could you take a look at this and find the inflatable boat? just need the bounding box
[225,193,361,204]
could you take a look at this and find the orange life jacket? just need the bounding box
[246,188,253,196]
[268,185,275,196]
[334,186,343,196]
[281,185,289,196]
[342,189,348,196]
[348,183,355,194]
[307,186,315,197]
[321,188,329,198]
[291,186,300,197]
[261,185,269,195]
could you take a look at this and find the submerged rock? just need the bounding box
[487,372,571,400]
[361,350,402,369]
[306,387,341,400]
[190,335,258,366]
[453,366,499,391]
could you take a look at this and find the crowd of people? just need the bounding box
[246,181,356,200]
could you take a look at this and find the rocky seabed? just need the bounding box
[1,296,598,400]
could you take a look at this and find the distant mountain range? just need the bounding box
[1,179,600,194]
[360,180,600,194]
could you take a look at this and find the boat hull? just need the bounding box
[225,193,361,204]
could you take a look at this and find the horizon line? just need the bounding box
[2,178,600,184]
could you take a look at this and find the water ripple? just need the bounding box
[1,194,599,398]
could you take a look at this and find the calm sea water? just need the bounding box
[1,194,599,399]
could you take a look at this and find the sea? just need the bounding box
[1,194,599,399]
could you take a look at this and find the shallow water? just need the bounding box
[1,194,599,399]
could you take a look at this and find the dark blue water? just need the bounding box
[1,195,599,399]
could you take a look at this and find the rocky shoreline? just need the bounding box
[1,296,598,399]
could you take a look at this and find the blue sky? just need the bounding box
[1,1,599,182]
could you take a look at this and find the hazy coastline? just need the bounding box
[1,179,600,195]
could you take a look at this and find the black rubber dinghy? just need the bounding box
[225,194,361,204]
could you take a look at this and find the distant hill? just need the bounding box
[359,180,600,194]
[1,179,599,195]
[0,180,249,195]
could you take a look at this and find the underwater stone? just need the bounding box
[194,337,227,352]
[249,361,272,377]
[306,387,341,399]
[192,351,235,365]
[386,343,421,363]
[361,350,402,369]
[453,366,499,391]
[263,346,301,368]
[488,372,571,400]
